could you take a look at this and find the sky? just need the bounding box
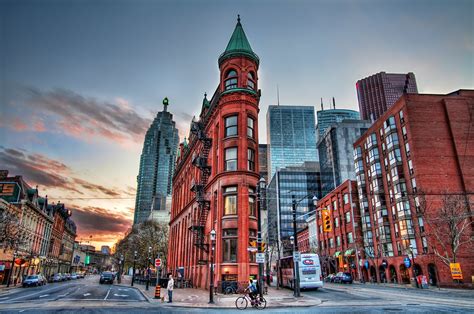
[1,0,473,250]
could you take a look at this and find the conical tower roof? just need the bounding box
[218,15,259,66]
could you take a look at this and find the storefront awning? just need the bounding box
[344,249,355,256]
[334,251,341,257]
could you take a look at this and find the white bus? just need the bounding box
[279,253,323,290]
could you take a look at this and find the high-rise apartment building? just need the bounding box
[134,101,179,225]
[356,72,418,121]
[266,162,321,256]
[266,105,318,179]
[353,89,473,287]
[318,119,371,196]
[168,17,261,287]
[316,108,360,139]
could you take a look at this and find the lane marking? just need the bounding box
[3,285,65,302]
[83,293,91,297]
[104,287,111,300]
[39,295,49,298]
[113,294,128,297]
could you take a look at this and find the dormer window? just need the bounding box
[247,72,255,90]
[225,69,238,90]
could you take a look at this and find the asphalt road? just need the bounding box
[0,275,146,306]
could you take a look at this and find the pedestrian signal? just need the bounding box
[322,209,332,232]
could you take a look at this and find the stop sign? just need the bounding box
[155,258,161,267]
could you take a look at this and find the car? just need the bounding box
[99,272,114,284]
[23,274,46,287]
[49,273,62,282]
[78,272,85,279]
[325,274,336,282]
[333,272,353,284]
[71,273,78,280]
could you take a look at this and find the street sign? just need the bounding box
[247,247,258,252]
[450,263,463,280]
[293,251,301,262]
[404,257,411,268]
[155,258,161,267]
[256,253,265,264]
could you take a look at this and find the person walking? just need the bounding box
[167,273,174,303]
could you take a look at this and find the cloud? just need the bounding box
[5,87,153,144]
[72,204,132,237]
[0,147,130,198]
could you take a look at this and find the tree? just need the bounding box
[417,192,473,267]
[114,220,169,274]
[0,207,22,253]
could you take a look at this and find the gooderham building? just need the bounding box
[168,17,261,289]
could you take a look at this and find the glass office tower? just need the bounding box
[266,105,318,180]
[134,101,179,225]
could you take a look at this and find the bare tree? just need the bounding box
[417,192,473,267]
[0,208,22,252]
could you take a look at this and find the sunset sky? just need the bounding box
[1,0,472,249]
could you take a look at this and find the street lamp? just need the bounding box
[131,250,137,287]
[209,229,216,304]
[257,177,266,298]
[289,235,300,297]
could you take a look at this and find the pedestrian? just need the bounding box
[167,273,174,303]
[177,270,182,288]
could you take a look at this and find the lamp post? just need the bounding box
[209,229,216,304]
[131,250,137,287]
[289,235,299,297]
[257,177,266,298]
[146,246,151,290]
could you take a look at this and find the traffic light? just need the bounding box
[249,240,257,248]
[322,209,332,232]
[261,242,266,252]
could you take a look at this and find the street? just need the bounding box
[0,277,473,313]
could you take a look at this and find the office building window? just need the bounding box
[225,116,238,137]
[223,229,238,262]
[225,147,237,171]
[248,148,255,171]
[224,186,237,215]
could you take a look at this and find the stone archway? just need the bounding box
[399,264,410,284]
[389,265,397,283]
[413,263,423,277]
[427,263,438,286]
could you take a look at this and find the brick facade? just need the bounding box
[168,18,261,289]
[353,90,473,287]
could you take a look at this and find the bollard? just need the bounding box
[154,284,161,299]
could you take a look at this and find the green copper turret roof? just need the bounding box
[218,15,259,66]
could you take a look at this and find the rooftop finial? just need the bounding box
[163,97,169,112]
[237,14,241,23]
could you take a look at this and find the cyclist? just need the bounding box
[245,279,258,304]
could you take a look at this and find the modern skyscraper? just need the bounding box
[266,162,321,256]
[266,105,318,180]
[316,108,360,139]
[168,16,262,287]
[134,99,179,225]
[356,72,418,121]
[318,119,371,196]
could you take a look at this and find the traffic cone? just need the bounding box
[154,285,161,299]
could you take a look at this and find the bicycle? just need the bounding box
[235,291,267,310]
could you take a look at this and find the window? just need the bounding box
[405,142,411,157]
[247,72,255,90]
[225,116,238,137]
[248,148,255,171]
[225,70,238,90]
[224,186,237,215]
[247,117,255,138]
[336,236,341,247]
[249,229,257,262]
[343,194,349,204]
[249,187,256,217]
[223,229,238,262]
[345,212,351,223]
[418,217,425,233]
[347,232,353,244]
[225,148,237,171]
[334,217,339,228]
[329,238,334,248]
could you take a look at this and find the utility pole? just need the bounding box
[257,177,266,298]
[292,195,301,297]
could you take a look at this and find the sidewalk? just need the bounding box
[117,276,321,308]
[0,283,22,295]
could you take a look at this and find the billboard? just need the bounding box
[0,182,21,203]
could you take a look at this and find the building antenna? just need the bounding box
[321,98,324,110]
[332,97,336,109]
[277,84,280,106]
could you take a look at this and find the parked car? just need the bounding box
[99,272,114,284]
[71,273,78,280]
[78,272,85,279]
[325,274,336,282]
[49,273,62,282]
[333,272,353,284]
[23,274,47,287]
[65,273,72,280]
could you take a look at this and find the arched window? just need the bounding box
[225,69,238,90]
[247,72,255,90]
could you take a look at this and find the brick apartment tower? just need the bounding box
[168,16,261,288]
[353,90,473,287]
[356,72,418,121]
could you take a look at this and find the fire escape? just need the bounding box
[189,120,212,253]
